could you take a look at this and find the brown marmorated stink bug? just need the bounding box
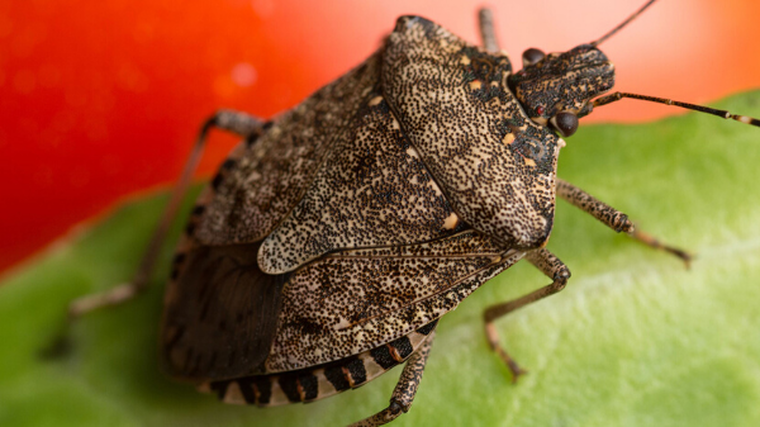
[67,0,759,425]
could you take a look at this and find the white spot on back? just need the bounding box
[442,212,459,230]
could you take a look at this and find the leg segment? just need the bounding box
[210,109,267,139]
[349,331,436,427]
[556,178,692,266]
[628,228,692,267]
[484,248,570,381]
[478,8,500,53]
[556,178,633,232]
[68,110,266,318]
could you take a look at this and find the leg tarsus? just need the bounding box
[350,402,404,427]
[348,331,436,427]
[483,249,570,382]
[485,322,527,382]
[628,228,693,268]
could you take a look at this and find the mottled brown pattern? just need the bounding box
[195,53,382,246]
[158,12,608,421]
[555,178,632,232]
[136,3,713,424]
[165,14,558,381]
[382,16,561,249]
[338,229,503,258]
[264,232,523,372]
[258,95,457,274]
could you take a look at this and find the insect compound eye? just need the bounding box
[550,111,579,137]
[522,48,545,67]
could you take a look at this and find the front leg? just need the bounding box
[556,178,692,266]
[484,248,570,381]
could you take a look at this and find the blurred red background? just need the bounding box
[1,0,759,276]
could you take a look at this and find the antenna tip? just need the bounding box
[734,115,760,126]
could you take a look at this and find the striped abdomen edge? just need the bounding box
[202,320,438,406]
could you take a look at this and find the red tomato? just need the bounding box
[1,0,759,274]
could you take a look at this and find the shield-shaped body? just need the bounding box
[161,15,562,408]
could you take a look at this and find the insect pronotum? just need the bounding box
[67,1,759,425]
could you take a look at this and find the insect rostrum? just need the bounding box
[67,2,760,426]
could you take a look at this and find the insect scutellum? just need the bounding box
[507,0,759,138]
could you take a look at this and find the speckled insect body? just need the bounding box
[68,2,760,426]
[160,14,610,424]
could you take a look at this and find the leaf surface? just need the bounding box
[1,92,760,427]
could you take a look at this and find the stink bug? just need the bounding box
[66,1,760,426]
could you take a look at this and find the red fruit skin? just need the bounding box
[1,0,759,275]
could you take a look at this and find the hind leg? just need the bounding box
[68,110,266,318]
[349,330,436,427]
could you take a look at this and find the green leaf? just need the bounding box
[2,92,760,427]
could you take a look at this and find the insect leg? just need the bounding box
[349,330,437,427]
[483,248,570,381]
[68,110,266,319]
[207,109,268,139]
[556,178,691,266]
[477,8,500,52]
[556,178,633,232]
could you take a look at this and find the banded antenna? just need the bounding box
[590,0,657,47]
[589,0,760,128]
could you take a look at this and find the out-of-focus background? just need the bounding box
[1,0,759,275]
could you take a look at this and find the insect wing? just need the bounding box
[195,53,383,247]
[258,87,461,274]
[265,231,523,373]
[161,241,286,381]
